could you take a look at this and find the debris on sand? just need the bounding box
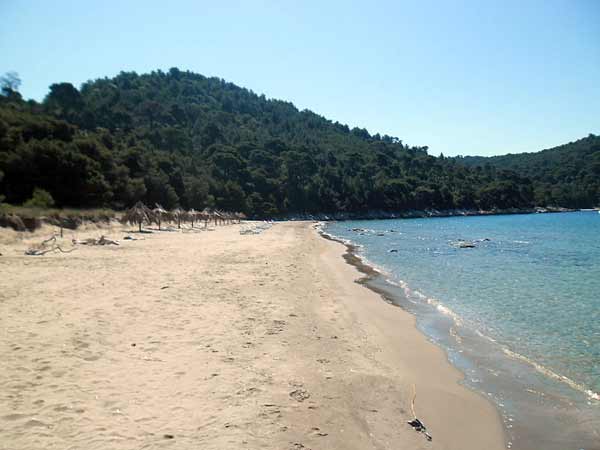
[25,235,77,256]
[73,235,119,246]
[240,222,273,235]
[407,384,432,441]
[407,418,432,440]
[289,388,310,402]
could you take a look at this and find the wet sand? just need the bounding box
[0,221,505,450]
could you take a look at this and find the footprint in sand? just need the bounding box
[266,319,287,335]
[289,388,310,402]
[291,443,311,450]
[311,427,328,437]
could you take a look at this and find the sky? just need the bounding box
[1,0,599,157]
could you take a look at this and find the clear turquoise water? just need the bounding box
[326,212,600,448]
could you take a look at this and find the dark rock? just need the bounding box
[51,216,81,230]
[0,215,26,231]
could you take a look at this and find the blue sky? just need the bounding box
[1,0,598,156]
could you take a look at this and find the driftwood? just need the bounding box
[72,235,119,246]
[240,222,273,235]
[25,235,77,256]
[407,384,432,441]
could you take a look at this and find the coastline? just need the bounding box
[282,206,577,222]
[1,220,505,450]
[320,218,600,450]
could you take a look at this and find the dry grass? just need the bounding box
[0,204,117,220]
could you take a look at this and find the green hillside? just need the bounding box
[0,68,584,216]
[455,135,600,208]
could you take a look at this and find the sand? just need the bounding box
[0,221,505,450]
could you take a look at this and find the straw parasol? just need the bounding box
[122,201,155,232]
[213,210,224,226]
[152,204,170,230]
[188,208,199,228]
[201,207,213,228]
[171,208,187,229]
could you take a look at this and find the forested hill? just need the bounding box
[455,135,600,208]
[0,68,593,216]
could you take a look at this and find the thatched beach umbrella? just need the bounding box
[122,201,154,232]
[201,207,213,228]
[213,210,224,226]
[153,204,170,230]
[188,208,199,228]
[171,208,187,229]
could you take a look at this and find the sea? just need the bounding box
[324,211,600,450]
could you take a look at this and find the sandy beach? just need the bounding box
[0,221,505,450]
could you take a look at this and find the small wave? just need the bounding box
[319,228,360,248]
[449,325,463,344]
[320,227,390,277]
[384,278,404,288]
[383,278,422,306]
[389,278,465,326]
[429,300,464,326]
[502,347,600,402]
[475,329,498,344]
[396,275,600,402]
[355,254,389,276]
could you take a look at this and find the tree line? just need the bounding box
[0,68,594,217]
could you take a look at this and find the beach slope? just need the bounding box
[0,221,505,450]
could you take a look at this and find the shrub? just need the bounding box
[23,188,55,208]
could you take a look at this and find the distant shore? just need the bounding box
[283,205,579,221]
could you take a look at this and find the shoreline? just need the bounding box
[320,219,600,450]
[314,223,507,449]
[318,227,512,442]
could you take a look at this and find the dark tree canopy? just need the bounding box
[0,68,597,216]
[455,134,600,208]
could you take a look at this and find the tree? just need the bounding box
[144,172,179,209]
[1,71,21,95]
[44,83,84,119]
[184,176,210,209]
